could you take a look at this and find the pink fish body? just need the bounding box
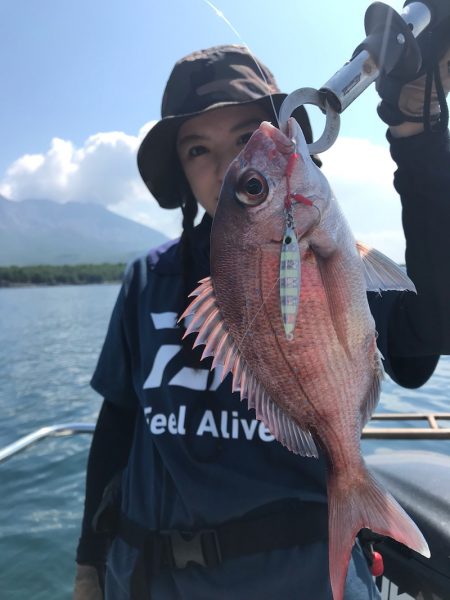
[182,118,429,600]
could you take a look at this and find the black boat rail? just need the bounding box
[1,414,449,464]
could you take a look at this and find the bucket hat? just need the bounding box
[137,44,315,209]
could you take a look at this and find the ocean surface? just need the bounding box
[0,284,449,600]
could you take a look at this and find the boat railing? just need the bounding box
[0,423,94,463]
[1,414,450,464]
[362,413,450,439]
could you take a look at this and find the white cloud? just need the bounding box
[0,130,406,259]
[321,137,405,263]
[0,120,181,239]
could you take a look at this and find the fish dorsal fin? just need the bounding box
[356,242,417,293]
[180,277,318,458]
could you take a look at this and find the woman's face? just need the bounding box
[176,104,270,216]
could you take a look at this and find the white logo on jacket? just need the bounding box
[142,313,275,443]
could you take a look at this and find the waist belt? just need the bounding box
[117,499,328,598]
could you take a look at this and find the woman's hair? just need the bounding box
[177,164,207,368]
[179,181,199,308]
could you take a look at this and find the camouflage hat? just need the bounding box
[137,44,314,209]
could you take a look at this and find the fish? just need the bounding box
[180,116,430,600]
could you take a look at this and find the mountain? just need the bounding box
[0,196,170,266]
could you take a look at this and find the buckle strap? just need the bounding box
[119,500,328,575]
[161,529,221,569]
[216,501,328,559]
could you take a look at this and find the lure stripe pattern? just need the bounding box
[280,226,301,340]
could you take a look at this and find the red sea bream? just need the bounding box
[181,117,430,600]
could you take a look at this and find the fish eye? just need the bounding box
[235,169,269,206]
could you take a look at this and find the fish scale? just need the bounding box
[258,246,360,425]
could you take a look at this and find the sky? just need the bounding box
[0,0,409,261]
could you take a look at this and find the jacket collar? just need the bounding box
[152,212,212,276]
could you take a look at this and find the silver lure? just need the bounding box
[279,219,301,341]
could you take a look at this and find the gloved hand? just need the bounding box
[73,564,104,600]
[395,46,450,120]
[377,38,450,132]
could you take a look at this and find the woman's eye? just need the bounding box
[238,132,254,146]
[188,145,207,158]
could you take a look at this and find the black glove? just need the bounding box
[377,35,450,131]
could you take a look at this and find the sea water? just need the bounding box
[0,285,448,599]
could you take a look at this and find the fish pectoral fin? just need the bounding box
[181,276,318,459]
[316,253,351,357]
[356,241,417,293]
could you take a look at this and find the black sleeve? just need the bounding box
[76,399,136,565]
[368,291,440,388]
[371,129,450,388]
[77,260,143,564]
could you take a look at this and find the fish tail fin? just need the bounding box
[327,463,429,600]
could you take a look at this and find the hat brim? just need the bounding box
[137,93,317,209]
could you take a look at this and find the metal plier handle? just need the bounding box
[279,0,448,154]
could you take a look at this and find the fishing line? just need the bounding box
[197,1,305,345]
[378,7,394,76]
[200,0,281,128]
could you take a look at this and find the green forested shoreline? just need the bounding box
[0,263,126,287]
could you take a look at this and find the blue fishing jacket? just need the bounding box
[92,219,380,599]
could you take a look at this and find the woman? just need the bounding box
[74,44,450,599]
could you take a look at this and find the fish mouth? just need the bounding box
[259,121,294,155]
